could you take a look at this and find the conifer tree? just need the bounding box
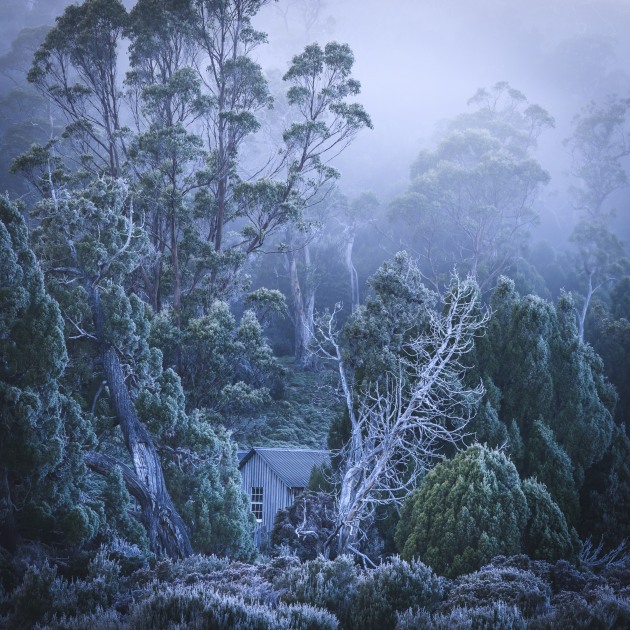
[0,196,94,550]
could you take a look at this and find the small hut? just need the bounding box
[238,447,329,546]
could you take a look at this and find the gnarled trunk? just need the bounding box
[88,284,192,559]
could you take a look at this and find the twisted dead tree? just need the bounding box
[314,275,488,557]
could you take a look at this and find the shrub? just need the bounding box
[350,556,445,629]
[7,562,57,627]
[446,566,550,618]
[271,491,337,561]
[396,445,528,577]
[275,555,359,625]
[430,601,527,629]
[522,478,577,562]
[33,608,123,630]
[126,583,338,629]
[529,589,630,629]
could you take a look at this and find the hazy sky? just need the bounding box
[255,0,630,239]
[2,0,629,239]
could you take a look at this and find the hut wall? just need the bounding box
[239,453,292,541]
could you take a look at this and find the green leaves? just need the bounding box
[0,196,93,547]
[394,83,551,291]
[397,445,529,578]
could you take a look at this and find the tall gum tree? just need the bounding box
[565,96,630,339]
[279,42,372,366]
[392,82,553,293]
[28,0,129,177]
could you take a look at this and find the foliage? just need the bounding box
[137,370,257,560]
[271,491,337,561]
[521,478,578,562]
[253,358,341,448]
[445,565,551,618]
[125,583,338,630]
[529,589,630,629]
[392,82,552,291]
[470,277,615,527]
[318,264,487,556]
[275,555,359,625]
[0,196,95,549]
[396,445,529,577]
[397,601,527,630]
[342,251,435,379]
[150,302,282,438]
[351,556,445,629]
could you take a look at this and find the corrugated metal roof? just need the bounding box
[239,447,329,489]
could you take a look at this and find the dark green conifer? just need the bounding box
[0,196,94,549]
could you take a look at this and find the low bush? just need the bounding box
[431,601,527,629]
[126,583,338,629]
[274,555,359,625]
[445,566,550,618]
[529,589,630,629]
[350,556,446,629]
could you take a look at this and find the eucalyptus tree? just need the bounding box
[565,96,630,339]
[188,0,273,255]
[392,82,553,293]
[125,0,213,317]
[28,0,129,177]
[340,192,379,312]
[280,42,372,366]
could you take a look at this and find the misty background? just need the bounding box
[3,0,630,240]
[1,0,630,326]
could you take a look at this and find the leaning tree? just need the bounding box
[314,259,488,557]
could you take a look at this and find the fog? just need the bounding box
[2,0,630,244]
[253,0,630,241]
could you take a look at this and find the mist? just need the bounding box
[252,0,630,242]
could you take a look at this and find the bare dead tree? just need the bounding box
[314,275,488,556]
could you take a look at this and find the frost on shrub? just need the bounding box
[431,601,527,629]
[33,608,123,630]
[528,589,630,629]
[396,445,528,578]
[126,583,338,629]
[350,556,446,629]
[274,555,359,624]
[522,478,577,562]
[167,553,232,580]
[6,546,127,627]
[446,566,550,618]
[7,561,57,627]
[101,537,150,576]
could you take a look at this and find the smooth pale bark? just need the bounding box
[288,246,316,368]
[343,232,359,312]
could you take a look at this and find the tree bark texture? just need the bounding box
[288,248,316,368]
[88,284,192,559]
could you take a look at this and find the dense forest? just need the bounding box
[1,0,630,627]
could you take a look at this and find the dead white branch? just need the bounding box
[314,275,488,555]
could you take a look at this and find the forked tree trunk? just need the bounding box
[88,284,192,559]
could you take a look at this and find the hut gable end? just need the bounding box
[238,447,329,546]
